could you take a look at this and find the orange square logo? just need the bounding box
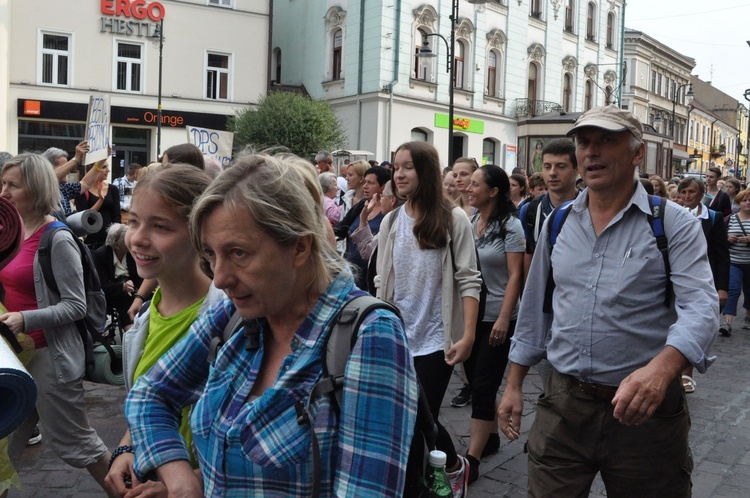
[23,100,41,116]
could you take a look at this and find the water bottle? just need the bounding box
[426,450,452,497]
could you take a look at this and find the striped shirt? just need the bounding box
[126,272,418,497]
[727,214,750,265]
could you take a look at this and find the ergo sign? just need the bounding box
[100,0,165,22]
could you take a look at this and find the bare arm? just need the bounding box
[497,362,531,440]
[54,141,88,181]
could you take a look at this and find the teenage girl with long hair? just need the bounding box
[376,141,482,496]
[452,157,479,217]
[104,164,223,497]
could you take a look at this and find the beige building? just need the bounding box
[0,0,269,176]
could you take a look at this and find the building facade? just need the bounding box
[272,0,624,171]
[0,0,269,177]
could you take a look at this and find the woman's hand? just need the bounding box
[105,452,141,497]
[0,312,24,334]
[445,337,473,366]
[740,235,750,244]
[489,316,510,346]
[123,280,135,296]
[729,235,739,244]
[359,194,377,225]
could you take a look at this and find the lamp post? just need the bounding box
[151,19,164,159]
[417,0,487,166]
[744,89,750,179]
[670,82,694,144]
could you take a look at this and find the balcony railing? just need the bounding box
[515,98,562,118]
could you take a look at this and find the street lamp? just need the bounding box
[151,19,164,158]
[416,0,487,165]
[670,82,694,144]
[744,89,750,178]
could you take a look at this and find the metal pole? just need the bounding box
[671,88,677,143]
[448,0,458,166]
[745,89,750,179]
[156,19,163,158]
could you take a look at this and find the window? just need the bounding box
[414,28,433,80]
[586,3,596,41]
[115,42,143,93]
[487,50,497,96]
[40,32,70,86]
[565,0,575,32]
[528,63,538,102]
[483,139,496,165]
[585,80,593,111]
[332,29,343,80]
[657,74,662,96]
[563,73,573,112]
[454,40,466,89]
[606,12,615,48]
[651,70,656,92]
[206,52,230,100]
[207,0,232,7]
[411,128,428,142]
[530,0,543,18]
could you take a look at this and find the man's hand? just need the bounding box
[612,347,687,426]
[718,290,728,308]
[105,452,141,497]
[498,386,523,440]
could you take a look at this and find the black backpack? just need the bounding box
[211,295,437,498]
[38,221,112,381]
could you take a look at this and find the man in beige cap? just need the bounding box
[497,105,719,496]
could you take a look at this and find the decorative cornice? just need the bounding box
[324,6,346,29]
[412,4,438,29]
[486,29,507,50]
[455,17,475,39]
[562,55,578,72]
[528,43,546,63]
[584,63,598,79]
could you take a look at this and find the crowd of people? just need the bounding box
[0,104,737,497]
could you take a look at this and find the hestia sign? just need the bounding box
[100,0,165,37]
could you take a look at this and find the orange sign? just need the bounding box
[23,100,41,116]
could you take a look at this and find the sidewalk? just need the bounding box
[9,323,750,496]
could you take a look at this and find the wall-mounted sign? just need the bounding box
[23,100,40,116]
[434,114,485,134]
[100,0,165,37]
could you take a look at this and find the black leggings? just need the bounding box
[464,320,516,420]
[413,350,458,470]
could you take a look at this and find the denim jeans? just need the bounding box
[724,263,750,316]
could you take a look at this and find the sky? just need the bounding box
[624,1,750,106]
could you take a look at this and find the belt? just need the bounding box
[563,374,618,402]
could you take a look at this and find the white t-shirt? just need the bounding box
[392,208,444,357]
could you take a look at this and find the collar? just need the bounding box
[687,204,709,220]
[571,180,648,216]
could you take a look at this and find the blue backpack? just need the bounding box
[543,195,671,313]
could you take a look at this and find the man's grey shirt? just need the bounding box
[509,183,719,386]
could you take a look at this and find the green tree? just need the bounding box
[229,91,348,158]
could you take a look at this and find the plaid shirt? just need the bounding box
[59,182,81,216]
[126,273,417,497]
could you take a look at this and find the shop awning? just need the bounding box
[672,149,693,162]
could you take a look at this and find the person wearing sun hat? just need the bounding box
[497,105,719,496]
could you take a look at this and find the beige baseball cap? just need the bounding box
[566,105,643,141]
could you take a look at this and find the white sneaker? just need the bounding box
[447,454,469,498]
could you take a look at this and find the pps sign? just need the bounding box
[186,126,233,168]
[85,94,111,164]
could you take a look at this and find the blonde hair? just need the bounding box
[348,160,368,179]
[190,154,348,293]
[1,153,60,215]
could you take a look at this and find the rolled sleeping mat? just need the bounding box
[66,210,103,237]
[88,344,124,386]
[0,338,36,439]
[0,196,24,271]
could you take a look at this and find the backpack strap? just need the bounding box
[38,221,68,296]
[295,294,400,498]
[542,200,575,313]
[207,309,244,363]
[646,195,672,308]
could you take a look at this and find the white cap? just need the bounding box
[428,450,447,467]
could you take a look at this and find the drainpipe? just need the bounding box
[266,0,273,94]
[617,1,626,106]
[356,0,366,148]
[386,0,402,159]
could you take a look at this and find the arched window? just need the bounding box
[332,29,343,80]
[528,62,538,102]
[487,50,497,96]
[411,128,428,142]
[565,0,575,32]
[272,47,281,83]
[585,80,593,111]
[604,85,613,105]
[586,2,596,41]
[606,12,615,48]
[414,28,431,80]
[454,40,466,89]
[563,73,573,112]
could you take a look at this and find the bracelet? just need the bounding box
[108,445,134,470]
[133,292,146,301]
